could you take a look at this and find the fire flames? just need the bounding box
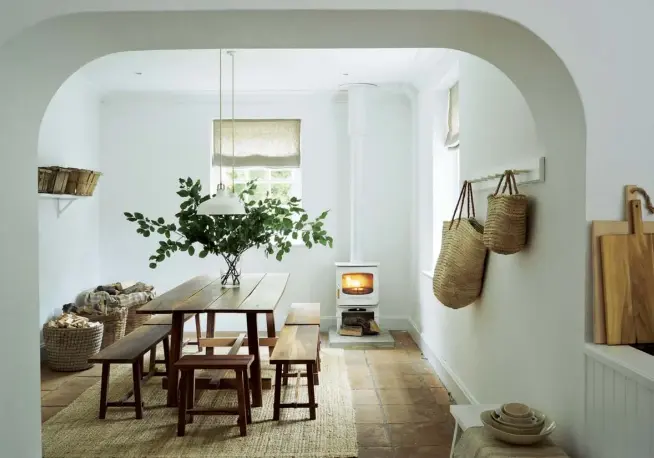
[342,272,374,295]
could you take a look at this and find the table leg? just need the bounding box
[205,311,216,356]
[167,312,184,407]
[266,312,276,357]
[449,422,460,458]
[246,313,263,407]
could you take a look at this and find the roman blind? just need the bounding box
[444,82,460,149]
[213,119,301,168]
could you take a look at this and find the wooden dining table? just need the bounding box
[136,272,289,408]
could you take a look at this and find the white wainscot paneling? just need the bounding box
[585,346,654,458]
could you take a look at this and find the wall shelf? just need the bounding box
[39,193,89,216]
[464,156,546,192]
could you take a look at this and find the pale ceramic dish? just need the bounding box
[494,408,545,427]
[502,402,531,418]
[489,413,544,436]
[481,410,556,445]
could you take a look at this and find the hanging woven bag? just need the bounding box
[433,181,488,308]
[483,170,528,254]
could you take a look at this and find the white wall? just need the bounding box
[413,54,584,448]
[38,72,100,332]
[98,90,413,332]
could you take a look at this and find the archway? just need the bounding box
[0,10,586,456]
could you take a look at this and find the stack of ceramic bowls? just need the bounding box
[480,402,556,445]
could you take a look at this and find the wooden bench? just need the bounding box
[282,303,321,386]
[175,353,254,437]
[88,324,171,419]
[270,325,320,420]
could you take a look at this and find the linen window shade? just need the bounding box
[213,119,301,168]
[445,82,460,149]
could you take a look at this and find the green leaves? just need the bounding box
[123,177,334,269]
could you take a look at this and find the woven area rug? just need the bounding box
[42,348,357,458]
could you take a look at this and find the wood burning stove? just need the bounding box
[335,262,379,331]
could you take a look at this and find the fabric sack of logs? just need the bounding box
[433,181,488,309]
[43,313,104,372]
[38,166,102,196]
[483,170,529,255]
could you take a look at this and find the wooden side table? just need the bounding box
[449,404,502,458]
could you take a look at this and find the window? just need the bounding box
[433,83,461,265]
[212,119,301,202]
[212,167,301,203]
[444,82,460,149]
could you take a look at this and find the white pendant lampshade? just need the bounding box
[197,184,245,215]
[198,49,245,216]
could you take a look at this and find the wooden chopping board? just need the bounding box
[600,199,654,344]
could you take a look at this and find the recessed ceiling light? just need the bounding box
[134,72,143,76]
[342,73,349,76]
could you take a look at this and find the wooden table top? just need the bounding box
[136,273,289,315]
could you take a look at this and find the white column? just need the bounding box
[346,84,377,263]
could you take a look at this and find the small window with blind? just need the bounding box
[211,119,302,203]
[444,82,459,149]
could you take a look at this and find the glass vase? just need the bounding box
[220,254,242,288]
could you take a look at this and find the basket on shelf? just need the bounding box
[39,166,71,194]
[38,168,53,193]
[43,324,104,372]
[75,169,102,196]
[78,307,128,349]
[125,307,152,335]
[64,168,82,194]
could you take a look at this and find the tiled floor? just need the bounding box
[40,330,454,457]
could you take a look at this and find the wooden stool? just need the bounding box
[174,355,254,437]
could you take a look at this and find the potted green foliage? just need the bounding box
[124,178,333,287]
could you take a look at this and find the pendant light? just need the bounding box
[197,49,246,216]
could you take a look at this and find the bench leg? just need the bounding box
[99,363,110,419]
[195,314,203,351]
[205,312,215,356]
[244,369,252,424]
[147,346,157,378]
[307,363,316,420]
[132,361,144,419]
[273,364,282,421]
[235,370,248,437]
[177,370,188,436]
[282,363,289,386]
[186,370,195,424]
[317,340,322,372]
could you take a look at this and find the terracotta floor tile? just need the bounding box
[379,389,435,405]
[389,422,452,447]
[374,374,424,389]
[366,350,415,364]
[348,368,375,389]
[383,403,449,423]
[352,389,380,405]
[356,404,386,423]
[344,350,367,365]
[41,376,98,406]
[41,406,64,423]
[357,423,391,447]
[40,367,75,391]
[370,360,433,375]
[394,446,451,458]
[431,387,452,405]
[359,447,394,458]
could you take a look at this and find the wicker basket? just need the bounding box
[433,181,488,308]
[64,168,82,194]
[86,171,102,196]
[42,167,71,194]
[38,167,53,193]
[74,169,102,196]
[79,307,128,349]
[43,324,104,372]
[484,170,529,255]
[125,307,152,335]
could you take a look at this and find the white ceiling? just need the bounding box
[78,49,444,93]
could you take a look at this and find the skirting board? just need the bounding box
[408,318,478,405]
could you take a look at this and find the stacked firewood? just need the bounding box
[46,312,101,329]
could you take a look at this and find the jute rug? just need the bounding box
[42,348,357,458]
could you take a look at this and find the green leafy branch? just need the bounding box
[124,177,333,269]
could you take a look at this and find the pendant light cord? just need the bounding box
[218,49,224,191]
[230,51,236,193]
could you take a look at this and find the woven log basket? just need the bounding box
[125,307,152,335]
[43,324,104,372]
[79,307,128,349]
[484,170,528,255]
[433,181,488,309]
